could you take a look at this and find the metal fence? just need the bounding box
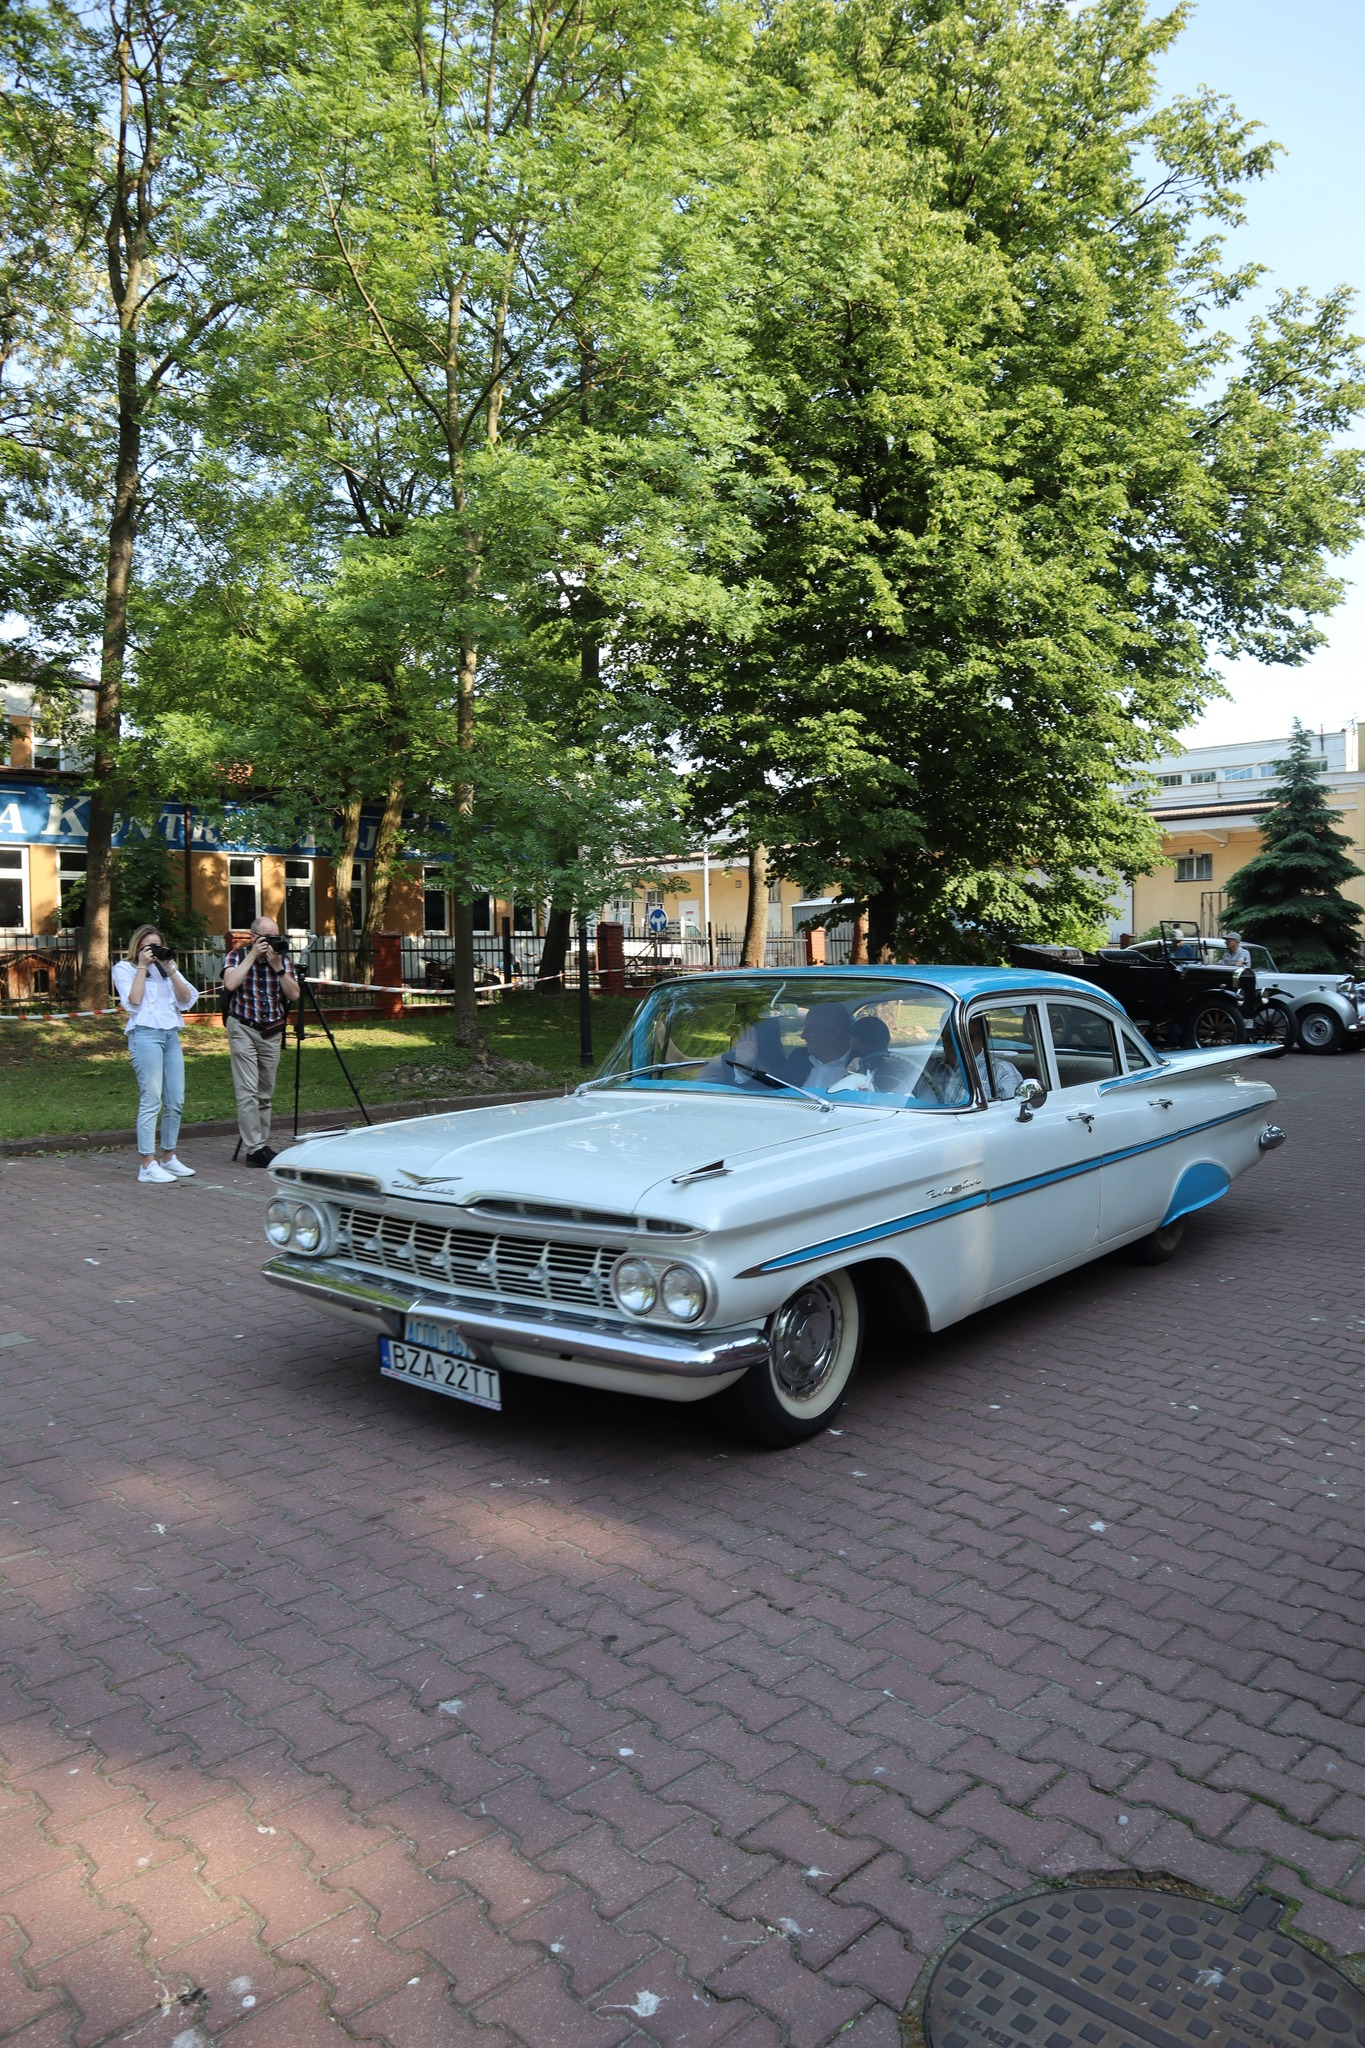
[0,922,863,1017]
[0,932,233,1015]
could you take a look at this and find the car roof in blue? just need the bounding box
[677,963,1123,1009]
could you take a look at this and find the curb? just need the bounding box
[0,1089,563,1159]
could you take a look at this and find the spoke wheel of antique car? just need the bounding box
[1253,998,1293,1057]
[721,1270,863,1447]
[1185,998,1246,1049]
[1126,1218,1185,1266]
[1297,1004,1346,1054]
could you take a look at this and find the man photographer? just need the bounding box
[222,916,299,1166]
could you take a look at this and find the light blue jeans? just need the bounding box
[127,1027,185,1156]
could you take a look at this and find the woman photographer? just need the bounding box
[110,925,200,1183]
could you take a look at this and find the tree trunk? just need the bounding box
[741,844,769,968]
[535,632,594,997]
[78,329,140,1007]
[450,636,481,1046]
[867,883,898,964]
[359,771,404,979]
[850,907,869,965]
[332,790,363,983]
[537,903,572,991]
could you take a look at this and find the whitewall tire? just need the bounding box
[721,1269,863,1447]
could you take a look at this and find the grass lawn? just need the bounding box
[0,993,642,1143]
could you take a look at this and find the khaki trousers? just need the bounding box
[226,1015,285,1153]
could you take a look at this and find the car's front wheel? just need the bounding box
[1297,1005,1346,1054]
[721,1269,863,1447]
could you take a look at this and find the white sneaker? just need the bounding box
[160,1156,196,1178]
[138,1161,177,1184]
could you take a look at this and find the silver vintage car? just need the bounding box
[260,966,1284,1446]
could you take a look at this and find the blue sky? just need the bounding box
[1155,0,1365,745]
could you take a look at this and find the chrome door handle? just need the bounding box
[1148,1097,1174,1109]
[1067,1111,1095,1129]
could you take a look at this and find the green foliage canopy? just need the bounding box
[662,0,1365,958]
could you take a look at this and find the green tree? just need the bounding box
[217,0,754,1036]
[1222,722,1363,969]
[666,0,1365,959]
[0,0,261,1005]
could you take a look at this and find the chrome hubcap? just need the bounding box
[771,1281,843,1400]
[1302,1014,1333,1046]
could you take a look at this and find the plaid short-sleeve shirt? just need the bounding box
[224,945,292,1031]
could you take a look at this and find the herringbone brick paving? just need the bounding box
[1,1054,1362,2045]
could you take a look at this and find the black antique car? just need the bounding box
[1009,922,1291,1054]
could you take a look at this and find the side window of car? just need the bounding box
[1046,1002,1121,1088]
[974,1003,1046,1100]
[1120,1025,1159,1073]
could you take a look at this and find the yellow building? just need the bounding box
[604,853,815,940]
[1125,722,1365,945]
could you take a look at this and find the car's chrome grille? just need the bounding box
[334,1204,616,1308]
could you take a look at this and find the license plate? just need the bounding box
[404,1311,478,1359]
[379,1338,501,1410]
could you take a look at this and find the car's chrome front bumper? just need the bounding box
[262,1255,769,1380]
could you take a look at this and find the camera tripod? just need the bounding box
[288,960,371,1141]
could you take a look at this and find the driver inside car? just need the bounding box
[794,1002,855,1092]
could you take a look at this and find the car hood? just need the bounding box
[276,1089,880,1216]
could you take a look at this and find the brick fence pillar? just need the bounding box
[596,922,626,997]
[371,932,403,1018]
[804,925,827,965]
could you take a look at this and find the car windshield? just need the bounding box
[588,976,973,1110]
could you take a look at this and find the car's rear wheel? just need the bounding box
[1297,1005,1346,1054]
[1186,999,1247,1049]
[1127,1218,1185,1266]
[721,1269,863,1447]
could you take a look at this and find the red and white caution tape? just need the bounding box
[2,1007,123,1021]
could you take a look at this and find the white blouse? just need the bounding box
[112,957,200,1034]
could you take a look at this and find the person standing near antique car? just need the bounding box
[111,925,200,1182]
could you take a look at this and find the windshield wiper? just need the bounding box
[577,1058,710,1093]
[724,1057,833,1113]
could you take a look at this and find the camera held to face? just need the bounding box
[149,944,174,962]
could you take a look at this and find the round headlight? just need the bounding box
[660,1264,706,1323]
[291,1201,326,1254]
[612,1257,658,1315]
[265,1198,295,1247]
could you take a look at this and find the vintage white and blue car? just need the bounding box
[260,968,1285,1445]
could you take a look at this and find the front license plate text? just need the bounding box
[379,1338,501,1410]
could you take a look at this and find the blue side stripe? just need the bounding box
[745,1100,1263,1276]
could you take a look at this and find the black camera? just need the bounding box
[149,944,174,961]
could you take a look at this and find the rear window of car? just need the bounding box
[1047,1003,1121,1086]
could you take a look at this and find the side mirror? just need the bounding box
[1015,1078,1047,1122]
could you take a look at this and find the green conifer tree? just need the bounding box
[1223,722,1363,969]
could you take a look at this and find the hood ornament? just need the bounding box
[672,1159,730,1185]
[395,1170,463,1188]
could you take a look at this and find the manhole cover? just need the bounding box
[924,1887,1365,2048]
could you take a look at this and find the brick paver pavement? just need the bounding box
[2,1055,1363,2046]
